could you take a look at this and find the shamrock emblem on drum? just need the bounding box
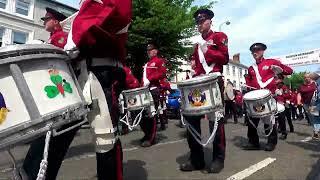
[0,92,9,125]
[44,69,73,98]
[188,89,206,107]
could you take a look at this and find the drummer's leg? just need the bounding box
[183,115,205,170]
[247,117,260,146]
[209,116,225,173]
[285,106,294,132]
[277,112,287,139]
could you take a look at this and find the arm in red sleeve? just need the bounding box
[123,66,140,89]
[50,32,67,49]
[148,58,166,82]
[299,83,317,93]
[273,60,293,75]
[204,32,229,65]
[245,67,259,90]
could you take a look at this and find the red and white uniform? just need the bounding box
[123,66,140,89]
[245,58,293,94]
[142,56,167,87]
[192,30,229,76]
[275,85,291,104]
[48,28,67,48]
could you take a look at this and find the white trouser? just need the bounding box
[78,60,117,153]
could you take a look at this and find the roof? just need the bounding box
[46,0,79,11]
[228,59,248,69]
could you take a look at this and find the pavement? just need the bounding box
[0,117,319,180]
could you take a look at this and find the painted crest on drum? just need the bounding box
[127,96,137,106]
[188,89,207,107]
[253,104,266,113]
[44,69,73,98]
[0,92,9,125]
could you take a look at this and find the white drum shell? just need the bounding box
[243,89,277,118]
[121,87,153,111]
[0,44,87,151]
[178,74,223,116]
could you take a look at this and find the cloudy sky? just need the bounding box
[58,0,320,72]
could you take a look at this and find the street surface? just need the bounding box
[0,117,319,180]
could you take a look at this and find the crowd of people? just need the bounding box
[8,0,320,179]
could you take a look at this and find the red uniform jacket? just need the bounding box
[245,58,293,94]
[142,56,167,87]
[123,66,140,89]
[291,92,298,105]
[275,85,291,103]
[192,30,229,76]
[235,94,243,105]
[160,78,171,91]
[66,0,131,62]
[299,82,317,105]
[48,28,67,49]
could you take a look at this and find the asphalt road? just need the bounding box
[0,117,319,180]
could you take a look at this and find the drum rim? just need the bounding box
[122,86,149,94]
[177,74,219,87]
[243,89,271,100]
[0,102,86,139]
[0,44,68,65]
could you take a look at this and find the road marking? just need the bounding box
[226,157,276,180]
[301,136,312,142]
[0,167,12,173]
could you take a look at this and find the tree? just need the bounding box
[283,72,305,90]
[127,0,215,80]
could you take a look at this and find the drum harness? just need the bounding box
[181,111,224,147]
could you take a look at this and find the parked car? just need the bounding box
[166,88,181,119]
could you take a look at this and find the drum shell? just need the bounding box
[0,44,87,151]
[244,93,277,118]
[121,87,153,111]
[178,75,223,116]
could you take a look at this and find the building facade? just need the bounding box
[0,0,76,47]
[171,53,248,90]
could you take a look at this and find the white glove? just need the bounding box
[66,48,80,59]
[270,65,283,74]
[275,89,283,96]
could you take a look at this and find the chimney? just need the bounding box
[233,53,240,63]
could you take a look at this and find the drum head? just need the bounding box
[177,73,219,87]
[243,89,271,100]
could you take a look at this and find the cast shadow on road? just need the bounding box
[123,160,148,180]
[287,140,320,180]
[129,133,168,146]
[231,136,268,149]
[293,131,311,137]
[176,148,213,169]
[64,143,95,159]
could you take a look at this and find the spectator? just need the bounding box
[235,90,243,118]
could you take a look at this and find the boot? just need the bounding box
[180,161,204,171]
[279,134,287,140]
[264,143,276,151]
[208,160,224,173]
[242,143,260,150]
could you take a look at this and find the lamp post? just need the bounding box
[219,20,231,31]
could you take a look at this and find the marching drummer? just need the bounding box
[22,1,132,179]
[180,8,228,173]
[141,43,167,147]
[244,42,293,151]
[41,7,68,48]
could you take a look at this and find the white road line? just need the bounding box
[226,157,276,180]
[301,136,312,142]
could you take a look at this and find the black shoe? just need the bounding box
[141,141,154,147]
[290,128,294,133]
[208,160,224,173]
[234,120,238,124]
[180,161,204,171]
[279,134,287,140]
[242,143,260,150]
[264,144,276,151]
[140,136,147,143]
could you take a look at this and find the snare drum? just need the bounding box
[243,89,277,118]
[0,44,87,151]
[121,86,153,111]
[177,74,223,116]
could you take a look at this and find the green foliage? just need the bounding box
[284,72,306,90]
[127,0,215,79]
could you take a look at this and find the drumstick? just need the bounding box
[241,84,258,90]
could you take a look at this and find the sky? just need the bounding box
[58,0,320,72]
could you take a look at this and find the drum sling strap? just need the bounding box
[248,115,275,137]
[119,107,145,131]
[182,111,224,147]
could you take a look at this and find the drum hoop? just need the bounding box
[122,87,149,94]
[244,92,271,101]
[0,44,64,55]
[126,104,152,111]
[177,75,219,87]
[0,102,86,140]
[178,80,218,91]
[0,53,69,66]
[181,106,223,116]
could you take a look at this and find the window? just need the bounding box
[0,28,3,47]
[0,0,6,9]
[233,80,236,86]
[245,70,248,74]
[239,68,242,77]
[226,65,230,75]
[12,31,28,44]
[15,0,30,16]
[232,66,236,76]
